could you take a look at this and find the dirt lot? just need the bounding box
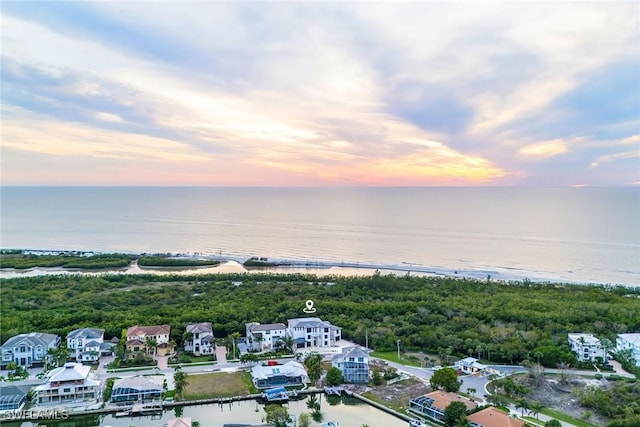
[524,376,609,426]
[362,377,431,414]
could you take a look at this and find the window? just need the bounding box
[307,328,312,333]
[63,388,71,393]
[358,357,364,362]
[19,346,26,353]
[266,331,271,335]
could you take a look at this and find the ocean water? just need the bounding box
[0,186,638,285]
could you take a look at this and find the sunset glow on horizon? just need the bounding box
[1,2,638,186]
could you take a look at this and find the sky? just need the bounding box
[1,1,639,186]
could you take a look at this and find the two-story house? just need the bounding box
[1,333,60,369]
[126,325,171,357]
[616,333,640,366]
[568,333,606,362]
[34,362,100,406]
[184,323,215,356]
[287,317,341,349]
[66,328,105,363]
[332,346,369,383]
[246,322,287,352]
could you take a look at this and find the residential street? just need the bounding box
[11,343,635,427]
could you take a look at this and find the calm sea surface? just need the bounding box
[1,187,638,285]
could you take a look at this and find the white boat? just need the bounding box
[409,419,427,427]
[321,422,340,427]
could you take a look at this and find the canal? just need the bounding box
[2,395,409,427]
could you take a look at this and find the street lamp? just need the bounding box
[396,340,401,361]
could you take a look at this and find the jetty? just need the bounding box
[113,401,163,417]
[324,387,345,396]
[260,386,299,402]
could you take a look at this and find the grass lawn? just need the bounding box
[183,371,250,400]
[361,391,407,414]
[539,408,599,427]
[242,371,259,394]
[369,351,421,367]
[522,416,544,426]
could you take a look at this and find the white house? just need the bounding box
[251,360,309,389]
[287,317,341,350]
[1,333,60,369]
[332,346,369,383]
[616,333,640,366]
[184,323,215,356]
[246,322,287,352]
[568,333,606,362]
[110,375,163,404]
[34,362,100,406]
[454,357,488,374]
[67,328,107,363]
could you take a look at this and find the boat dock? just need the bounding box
[324,387,345,396]
[260,386,300,402]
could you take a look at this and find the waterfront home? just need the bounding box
[616,333,640,366]
[332,346,370,383]
[567,333,606,362]
[184,323,215,356]
[66,327,113,363]
[1,332,60,369]
[468,406,525,427]
[454,357,488,375]
[0,384,30,412]
[34,362,99,406]
[409,390,476,422]
[110,375,163,404]
[287,317,341,349]
[245,322,287,352]
[126,325,171,357]
[251,360,309,389]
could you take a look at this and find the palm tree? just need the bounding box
[230,332,241,359]
[255,334,264,352]
[529,401,545,421]
[515,397,530,417]
[47,345,71,367]
[280,336,295,354]
[173,366,189,401]
[145,337,158,357]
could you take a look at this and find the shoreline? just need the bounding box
[0,248,633,287]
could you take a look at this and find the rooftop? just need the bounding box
[67,327,104,340]
[127,325,171,338]
[467,407,525,427]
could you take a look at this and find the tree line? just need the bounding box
[1,272,639,369]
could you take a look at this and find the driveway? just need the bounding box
[155,354,168,370]
[216,345,228,364]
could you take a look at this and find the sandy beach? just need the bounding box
[0,251,615,286]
